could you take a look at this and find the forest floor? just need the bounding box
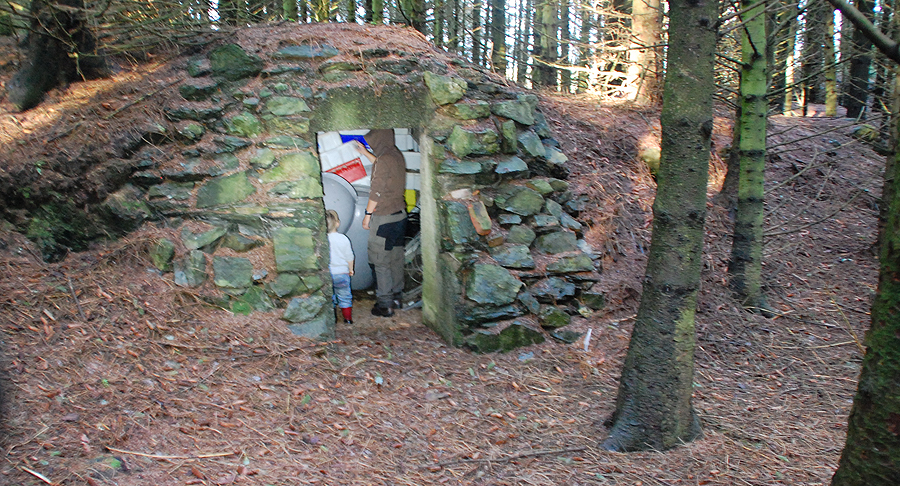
[0,26,886,486]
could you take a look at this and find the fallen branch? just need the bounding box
[20,466,54,485]
[431,447,587,468]
[104,446,236,460]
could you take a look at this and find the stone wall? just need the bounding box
[117,30,602,349]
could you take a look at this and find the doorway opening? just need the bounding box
[316,129,423,308]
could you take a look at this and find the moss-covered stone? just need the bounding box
[150,238,176,272]
[497,321,545,351]
[209,43,264,81]
[263,114,310,135]
[179,80,220,101]
[165,105,225,122]
[249,148,276,169]
[506,225,536,246]
[457,304,524,326]
[235,285,275,312]
[527,179,555,195]
[531,277,576,302]
[176,122,205,141]
[490,244,535,269]
[423,71,467,105]
[213,256,254,290]
[100,185,152,233]
[518,130,545,157]
[534,231,578,254]
[174,250,207,287]
[263,135,312,149]
[221,233,263,252]
[495,156,529,176]
[441,201,479,247]
[491,99,536,125]
[270,272,303,297]
[149,182,194,200]
[196,171,256,208]
[283,293,329,322]
[448,101,491,120]
[269,178,324,199]
[272,44,340,60]
[447,125,500,158]
[260,151,319,183]
[466,264,523,305]
[181,225,227,250]
[439,158,484,174]
[266,96,311,116]
[539,305,571,329]
[581,285,606,310]
[498,187,544,216]
[225,112,263,138]
[546,254,594,274]
[273,227,318,272]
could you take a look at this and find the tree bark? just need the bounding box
[490,0,506,73]
[824,7,838,117]
[560,0,571,92]
[781,8,797,115]
[801,0,827,108]
[601,0,715,452]
[626,0,661,104]
[8,0,108,112]
[844,0,875,119]
[728,0,769,314]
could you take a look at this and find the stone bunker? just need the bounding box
[111,24,604,351]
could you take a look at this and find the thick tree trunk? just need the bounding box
[782,10,797,115]
[560,0,571,92]
[601,0,715,452]
[824,9,838,116]
[626,0,661,104]
[490,0,506,73]
[844,0,875,119]
[728,0,769,313]
[576,3,591,93]
[8,0,108,112]
[534,0,557,88]
[472,0,483,65]
[831,114,900,486]
[801,0,827,108]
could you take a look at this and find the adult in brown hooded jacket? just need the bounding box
[354,129,406,317]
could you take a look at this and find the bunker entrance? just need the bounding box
[316,129,423,308]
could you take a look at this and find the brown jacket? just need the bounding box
[365,129,406,215]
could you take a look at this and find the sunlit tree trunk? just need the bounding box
[576,2,592,93]
[728,0,770,314]
[473,0,483,65]
[448,0,459,53]
[825,8,838,116]
[625,0,661,104]
[844,0,875,119]
[601,0,715,452]
[801,0,827,112]
[516,0,530,85]
[284,0,298,20]
[372,0,383,23]
[490,0,507,73]
[832,69,900,486]
[8,0,108,111]
[534,0,557,88]
[782,10,797,115]
[560,0,571,92]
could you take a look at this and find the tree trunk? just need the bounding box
[372,0,384,23]
[560,0,571,92]
[284,0,299,20]
[801,0,827,108]
[8,0,108,112]
[717,101,741,210]
[824,8,838,117]
[534,0,556,88]
[472,0,483,65]
[433,0,444,47]
[844,0,875,119]
[490,0,506,73]
[448,0,459,53]
[515,0,530,85]
[626,0,661,104]
[782,10,797,115]
[831,98,900,486]
[728,0,769,314]
[601,0,715,452]
[576,2,592,93]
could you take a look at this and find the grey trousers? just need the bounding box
[368,210,406,307]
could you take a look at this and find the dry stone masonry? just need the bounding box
[95,26,604,351]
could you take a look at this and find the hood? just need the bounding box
[364,129,398,157]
